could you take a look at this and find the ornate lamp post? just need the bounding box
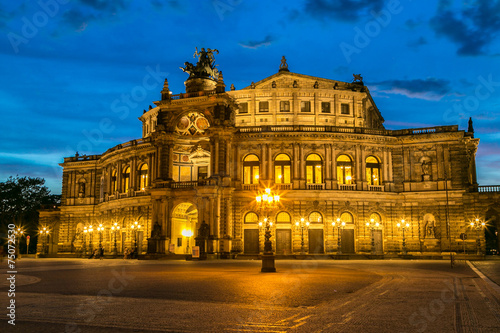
[88,225,94,254]
[295,218,309,255]
[14,226,24,259]
[397,219,411,255]
[131,221,141,254]
[332,218,346,254]
[255,187,280,272]
[83,226,88,256]
[365,218,382,254]
[182,229,193,255]
[39,226,50,255]
[470,218,486,255]
[97,224,104,248]
[111,222,121,256]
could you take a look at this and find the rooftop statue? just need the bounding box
[181,47,219,79]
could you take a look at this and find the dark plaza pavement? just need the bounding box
[1,258,500,332]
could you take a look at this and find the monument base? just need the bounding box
[261,254,276,273]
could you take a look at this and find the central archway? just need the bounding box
[171,202,198,254]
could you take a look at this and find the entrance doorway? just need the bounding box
[308,229,324,254]
[244,229,259,254]
[341,229,355,253]
[276,229,291,254]
[171,203,198,254]
[373,230,383,254]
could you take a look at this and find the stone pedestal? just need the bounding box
[422,239,440,252]
[261,254,276,272]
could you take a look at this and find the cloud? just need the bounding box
[303,0,384,22]
[239,35,273,49]
[370,78,452,101]
[430,0,500,56]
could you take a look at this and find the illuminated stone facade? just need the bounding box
[40,54,500,257]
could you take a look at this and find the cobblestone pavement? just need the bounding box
[2,259,500,332]
[471,259,500,287]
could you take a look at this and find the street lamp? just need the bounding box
[130,221,141,255]
[397,219,411,255]
[88,225,94,254]
[366,218,382,255]
[332,218,346,254]
[295,218,309,255]
[97,224,104,248]
[14,226,24,258]
[39,226,50,255]
[182,229,193,255]
[83,226,88,256]
[470,218,486,255]
[111,222,121,256]
[255,187,280,272]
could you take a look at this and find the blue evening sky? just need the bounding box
[1,0,499,194]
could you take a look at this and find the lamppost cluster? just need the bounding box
[14,226,25,258]
[397,219,411,255]
[295,218,309,255]
[83,225,94,255]
[131,221,141,256]
[97,224,104,248]
[39,226,50,255]
[366,218,382,254]
[182,229,193,255]
[332,218,346,254]
[111,222,121,256]
[255,187,280,272]
[469,218,486,255]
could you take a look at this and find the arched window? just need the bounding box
[340,212,353,224]
[138,164,148,190]
[122,166,130,192]
[306,154,322,184]
[366,156,381,186]
[244,212,259,224]
[274,154,291,184]
[110,169,117,193]
[243,154,260,184]
[337,155,353,185]
[369,213,381,224]
[276,212,291,224]
[309,211,323,223]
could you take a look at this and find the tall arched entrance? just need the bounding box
[171,202,198,255]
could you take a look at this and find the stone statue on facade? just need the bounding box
[352,74,363,83]
[425,219,436,238]
[180,47,219,79]
[279,56,289,71]
[152,222,162,239]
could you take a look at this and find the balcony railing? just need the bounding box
[368,185,384,192]
[339,184,356,191]
[275,183,292,191]
[307,183,325,190]
[478,185,500,193]
[243,184,259,191]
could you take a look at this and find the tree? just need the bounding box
[0,176,60,253]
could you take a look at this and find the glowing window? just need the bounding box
[366,156,381,186]
[337,155,353,185]
[306,154,322,184]
[340,212,353,223]
[122,166,130,192]
[274,154,291,184]
[139,164,148,190]
[244,212,259,224]
[110,169,117,193]
[243,154,260,184]
[309,211,322,223]
[276,212,291,223]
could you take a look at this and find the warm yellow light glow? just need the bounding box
[259,222,263,227]
[274,195,280,202]
[256,196,262,203]
[346,176,352,180]
[264,218,268,222]
[397,223,401,228]
[295,221,299,226]
[255,175,259,179]
[375,222,380,227]
[341,222,346,227]
[301,217,305,223]
[278,174,282,179]
[470,222,474,227]
[366,222,370,227]
[481,222,485,227]
[182,229,193,237]
[370,218,374,223]
[267,196,273,203]
[265,188,271,194]
[336,218,340,222]
[306,222,310,227]
[270,222,273,227]
[262,194,268,202]
[405,223,410,228]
